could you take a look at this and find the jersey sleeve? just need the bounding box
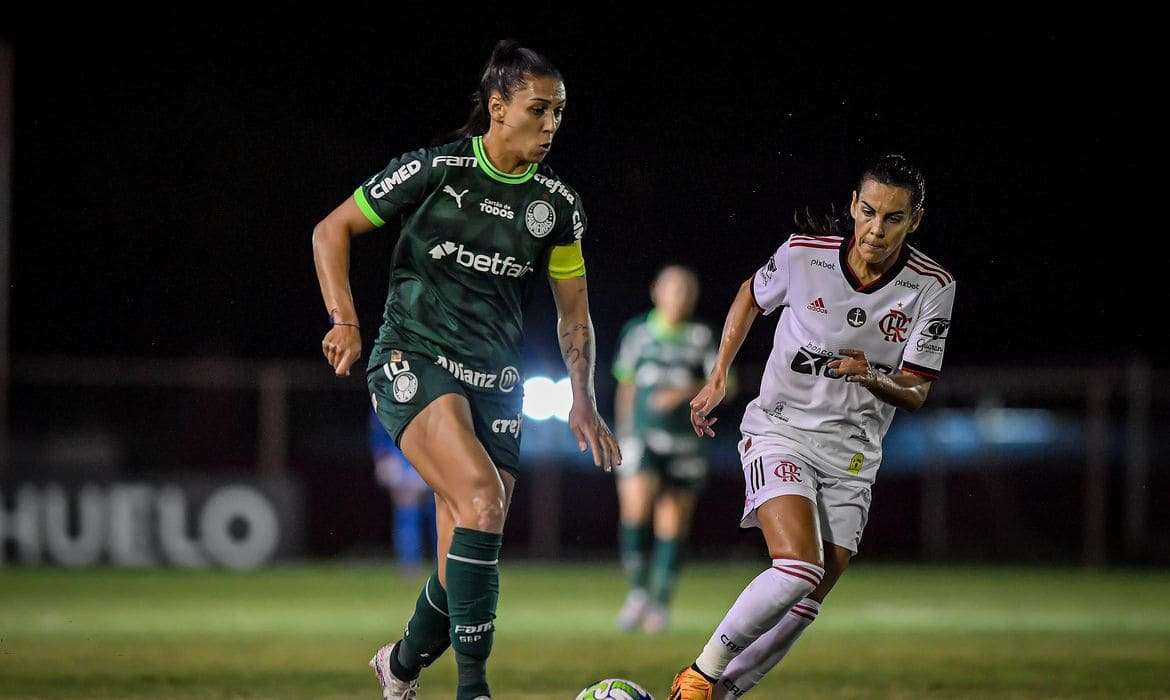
[547,184,587,278]
[751,241,792,315]
[612,318,643,382]
[353,147,433,227]
[900,281,956,380]
[551,185,587,246]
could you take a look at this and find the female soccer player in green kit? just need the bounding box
[312,40,620,700]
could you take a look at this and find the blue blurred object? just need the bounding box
[369,412,436,566]
[517,383,1083,475]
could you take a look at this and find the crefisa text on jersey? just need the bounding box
[532,173,575,204]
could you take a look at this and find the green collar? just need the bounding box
[648,310,685,341]
[472,136,537,185]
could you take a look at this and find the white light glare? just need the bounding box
[521,376,573,422]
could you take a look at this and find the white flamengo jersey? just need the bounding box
[741,234,956,483]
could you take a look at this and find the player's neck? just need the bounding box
[481,131,529,175]
[846,239,903,284]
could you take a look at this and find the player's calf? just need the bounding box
[446,527,503,700]
[713,597,821,698]
[692,560,824,680]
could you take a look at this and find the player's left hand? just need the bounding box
[568,401,622,472]
[829,348,877,387]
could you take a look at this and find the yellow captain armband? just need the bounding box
[548,240,586,279]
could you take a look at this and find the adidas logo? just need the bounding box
[806,297,829,314]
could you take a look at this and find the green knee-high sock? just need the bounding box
[649,537,684,605]
[391,572,450,681]
[446,527,502,700]
[619,522,652,591]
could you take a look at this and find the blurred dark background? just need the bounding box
[1,10,1163,568]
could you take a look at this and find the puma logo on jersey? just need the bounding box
[443,186,469,208]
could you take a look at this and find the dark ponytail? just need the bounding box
[793,204,844,237]
[451,39,562,141]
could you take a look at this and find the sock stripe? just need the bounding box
[773,565,822,587]
[424,580,449,617]
[789,608,817,621]
[775,560,825,577]
[791,603,819,616]
[447,553,499,566]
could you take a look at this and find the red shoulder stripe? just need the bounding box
[905,261,947,286]
[789,243,840,251]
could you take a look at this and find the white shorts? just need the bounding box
[738,433,872,553]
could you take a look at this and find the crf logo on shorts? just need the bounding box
[774,461,801,483]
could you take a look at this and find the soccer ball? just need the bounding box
[576,677,654,700]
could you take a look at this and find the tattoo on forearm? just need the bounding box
[560,322,593,371]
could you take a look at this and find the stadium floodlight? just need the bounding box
[522,376,573,422]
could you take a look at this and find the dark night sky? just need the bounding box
[7,11,1161,375]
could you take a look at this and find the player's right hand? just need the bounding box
[689,380,725,438]
[321,325,361,377]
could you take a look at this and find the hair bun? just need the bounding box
[490,39,522,61]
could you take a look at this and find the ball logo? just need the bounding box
[525,200,556,238]
[878,308,911,342]
[848,452,864,475]
[393,372,418,402]
[499,366,520,393]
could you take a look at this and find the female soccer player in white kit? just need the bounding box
[670,155,956,699]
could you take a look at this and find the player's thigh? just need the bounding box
[369,350,497,506]
[399,394,504,523]
[739,437,822,564]
[653,485,700,539]
[756,495,822,565]
[617,471,660,523]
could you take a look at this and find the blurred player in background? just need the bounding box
[669,155,956,698]
[613,265,718,633]
[369,411,435,572]
[313,40,619,700]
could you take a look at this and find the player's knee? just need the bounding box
[455,482,506,532]
[767,544,823,569]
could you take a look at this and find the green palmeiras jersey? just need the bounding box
[613,311,717,452]
[354,136,587,392]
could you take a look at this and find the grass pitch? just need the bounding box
[2,562,1168,698]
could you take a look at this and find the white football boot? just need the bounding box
[368,642,419,699]
[616,588,650,631]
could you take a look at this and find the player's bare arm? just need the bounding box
[312,196,376,377]
[550,274,622,470]
[690,276,760,437]
[614,380,635,437]
[828,348,933,411]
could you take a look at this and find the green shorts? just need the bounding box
[617,435,707,491]
[367,348,524,479]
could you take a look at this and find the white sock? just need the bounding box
[693,559,824,679]
[714,597,821,698]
